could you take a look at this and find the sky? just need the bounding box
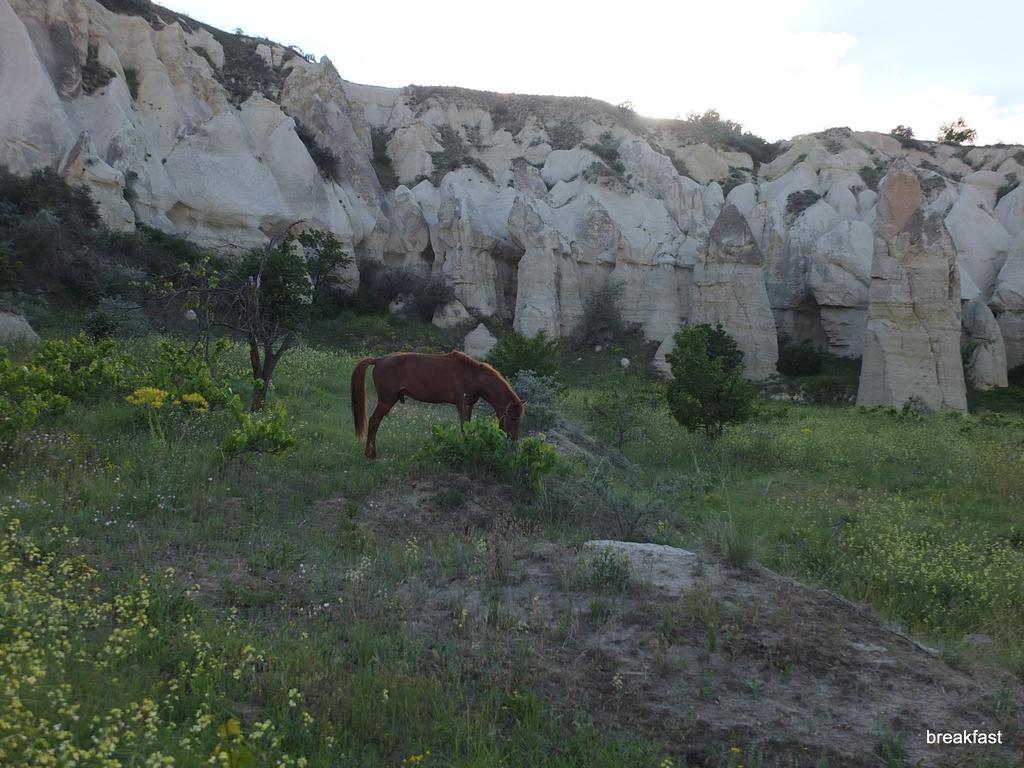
[161,0,1024,145]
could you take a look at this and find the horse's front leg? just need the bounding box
[457,394,476,430]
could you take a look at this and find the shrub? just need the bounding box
[0,350,70,448]
[583,389,650,450]
[576,546,631,593]
[222,397,296,458]
[674,109,780,166]
[512,370,559,432]
[81,45,115,95]
[420,417,557,492]
[353,263,453,319]
[889,125,914,140]
[33,333,135,400]
[371,127,398,191]
[572,278,627,347]
[294,123,341,183]
[430,125,481,184]
[785,189,821,220]
[123,67,140,99]
[486,330,559,380]
[665,324,755,439]
[1009,364,1024,388]
[141,337,234,407]
[546,121,583,151]
[777,338,823,376]
[584,132,624,176]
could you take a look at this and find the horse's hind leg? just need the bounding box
[365,394,398,459]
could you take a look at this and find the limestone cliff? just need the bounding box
[3,0,1023,394]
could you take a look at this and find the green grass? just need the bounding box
[4,321,1024,765]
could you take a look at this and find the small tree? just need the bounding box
[665,324,755,440]
[938,117,977,145]
[234,242,311,411]
[889,125,914,140]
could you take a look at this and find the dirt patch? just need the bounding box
[359,478,1024,767]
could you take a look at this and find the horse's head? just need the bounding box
[498,395,526,441]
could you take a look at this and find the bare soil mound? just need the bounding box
[361,476,1024,767]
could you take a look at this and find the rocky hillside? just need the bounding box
[3,0,1023,405]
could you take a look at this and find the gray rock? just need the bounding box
[463,323,497,359]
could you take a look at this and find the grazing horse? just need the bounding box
[351,350,525,458]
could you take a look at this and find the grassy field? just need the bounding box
[3,321,1024,767]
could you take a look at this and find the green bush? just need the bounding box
[420,417,558,492]
[486,330,559,380]
[0,350,70,448]
[0,333,135,447]
[583,389,650,450]
[665,324,755,439]
[222,397,296,458]
[777,339,823,376]
[1008,364,1024,388]
[33,333,136,400]
[141,337,234,407]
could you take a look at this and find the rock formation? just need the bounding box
[857,161,967,411]
[0,0,1022,386]
[961,298,1008,390]
[690,205,778,380]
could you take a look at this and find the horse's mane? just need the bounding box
[451,350,524,415]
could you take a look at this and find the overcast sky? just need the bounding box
[162,0,1024,145]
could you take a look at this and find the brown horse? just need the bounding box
[351,350,525,458]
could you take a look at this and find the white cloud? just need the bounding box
[163,0,1024,144]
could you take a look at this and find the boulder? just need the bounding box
[463,323,497,359]
[690,204,778,380]
[961,298,1008,390]
[856,160,967,411]
[0,309,40,346]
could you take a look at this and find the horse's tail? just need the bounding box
[351,357,376,439]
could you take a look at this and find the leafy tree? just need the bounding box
[938,117,977,145]
[665,324,755,440]
[292,229,352,309]
[889,125,914,140]
[233,242,312,411]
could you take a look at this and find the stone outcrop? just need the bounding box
[961,298,1008,390]
[857,161,967,411]
[507,195,582,337]
[462,323,497,359]
[690,205,778,380]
